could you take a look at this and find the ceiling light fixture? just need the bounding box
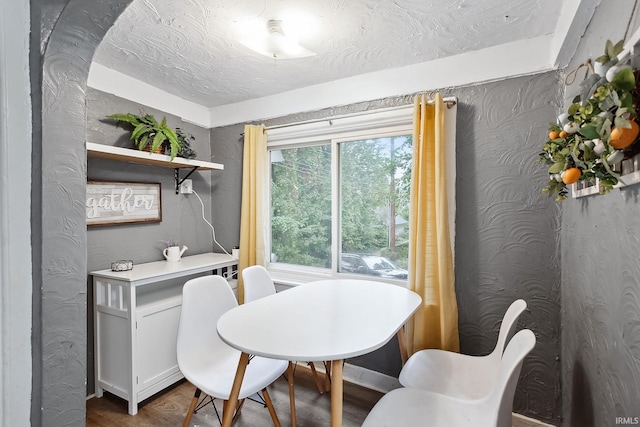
[239,19,315,59]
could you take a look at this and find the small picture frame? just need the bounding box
[86,181,162,226]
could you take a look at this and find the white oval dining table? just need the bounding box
[217,278,422,427]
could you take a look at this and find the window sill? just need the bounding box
[267,264,408,288]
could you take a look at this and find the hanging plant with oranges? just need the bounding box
[540,39,640,200]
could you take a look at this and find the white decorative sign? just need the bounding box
[86,181,162,226]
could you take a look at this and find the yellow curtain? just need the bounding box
[238,124,268,304]
[406,93,459,355]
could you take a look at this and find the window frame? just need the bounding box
[266,107,414,285]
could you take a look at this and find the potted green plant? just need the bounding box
[176,127,198,159]
[106,112,182,160]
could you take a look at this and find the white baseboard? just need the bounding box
[512,413,555,427]
[306,361,400,394]
[342,363,401,393]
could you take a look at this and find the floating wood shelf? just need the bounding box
[87,142,224,193]
[87,142,224,170]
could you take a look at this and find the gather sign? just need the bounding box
[86,181,162,226]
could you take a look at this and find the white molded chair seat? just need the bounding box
[399,299,526,399]
[178,342,285,400]
[177,275,288,426]
[363,329,536,427]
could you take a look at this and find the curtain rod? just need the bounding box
[263,96,456,132]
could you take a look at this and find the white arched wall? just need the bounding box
[36,1,132,424]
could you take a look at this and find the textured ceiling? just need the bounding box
[93,0,562,108]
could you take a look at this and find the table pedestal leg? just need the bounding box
[222,352,249,427]
[330,359,343,427]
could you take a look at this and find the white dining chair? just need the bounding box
[362,328,536,427]
[399,298,527,399]
[177,275,288,427]
[242,265,328,394]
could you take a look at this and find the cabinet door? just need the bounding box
[136,297,183,393]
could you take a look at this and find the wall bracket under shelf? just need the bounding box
[174,167,199,194]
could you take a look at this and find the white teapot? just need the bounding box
[163,245,188,262]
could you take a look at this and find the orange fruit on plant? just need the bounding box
[559,130,568,138]
[610,121,640,149]
[549,131,559,140]
[562,168,581,185]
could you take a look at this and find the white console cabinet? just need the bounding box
[90,253,237,415]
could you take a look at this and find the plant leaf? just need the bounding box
[614,116,631,129]
[106,113,141,126]
[606,39,615,58]
[138,134,149,150]
[131,123,150,141]
[548,162,566,174]
[568,102,581,116]
[150,132,167,153]
[612,67,635,91]
[620,92,635,112]
[579,125,600,139]
[143,114,158,126]
[165,128,180,160]
[613,39,625,56]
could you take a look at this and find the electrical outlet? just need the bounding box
[179,179,193,194]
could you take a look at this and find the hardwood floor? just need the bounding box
[86,363,381,426]
[86,363,551,426]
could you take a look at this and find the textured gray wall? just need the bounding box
[560,3,640,427]
[208,123,245,252]
[84,88,219,393]
[455,74,563,424]
[211,72,563,423]
[36,0,132,425]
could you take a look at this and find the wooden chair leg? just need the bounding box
[324,361,332,393]
[397,326,409,365]
[232,399,246,422]
[261,388,281,427]
[182,388,202,427]
[222,352,250,427]
[308,362,325,394]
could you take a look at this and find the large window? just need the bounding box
[267,108,414,283]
